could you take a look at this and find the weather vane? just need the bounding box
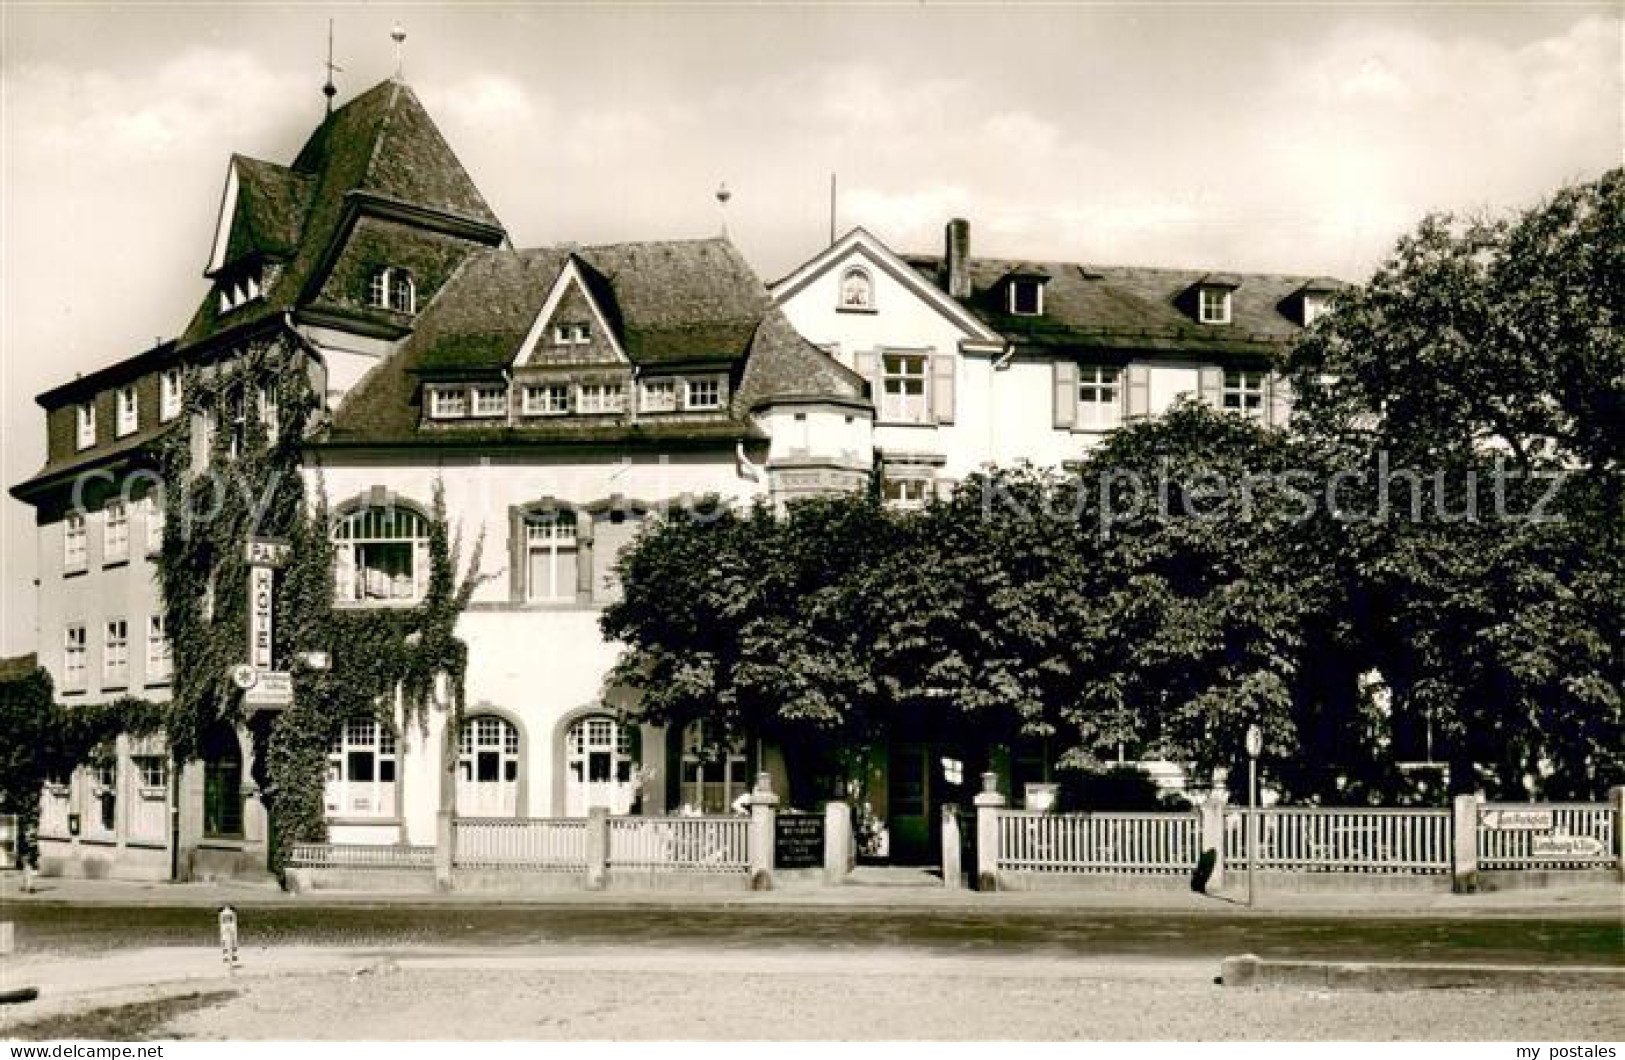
[322,19,342,114]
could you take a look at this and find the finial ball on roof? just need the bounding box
[391,23,406,44]
[715,182,731,206]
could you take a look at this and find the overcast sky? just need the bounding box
[2,2,1620,655]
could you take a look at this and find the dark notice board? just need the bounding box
[775,812,825,869]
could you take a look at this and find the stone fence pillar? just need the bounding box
[824,799,852,885]
[585,806,610,891]
[434,811,454,892]
[973,772,1006,892]
[1451,794,1479,894]
[747,772,779,892]
[1200,790,1229,891]
[941,804,964,890]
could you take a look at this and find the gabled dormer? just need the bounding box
[1003,266,1051,317]
[1286,278,1341,326]
[514,257,628,370]
[1186,273,1241,325]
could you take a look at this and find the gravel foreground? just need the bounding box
[127,966,1625,1041]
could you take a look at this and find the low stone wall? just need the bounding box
[286,866,437,894]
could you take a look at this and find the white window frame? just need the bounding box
[104,500,129,564]
[1302,293,1329,325]
[472,385,508,418]
[1199,287,1233,325]
[428,386,468,420]
[147,615,172,684]
[160,369,183,421]
[370,270,390,308]
[116,386,138,437]
[522,383,571,416]
[682,377,722,411]
[1008,280,1043,316]
[553,323,590,346]
[332,505,432,604]
[880,353,930,424]
[1076,365,1122,431]
[144,497,165,554]
[257,384,279,443]
[640,378,677,413]
[524,511,578,602]
[326,718,398,818]
[76,402,96,450]
[1223,369,1267,419]
[104,618,129,688]
[882,478,930,511]
[64,513,87,573]
[839,266,875,311]
[390,271,415,315]
[134,755,168,793]
[64,624,87,692]
[576,382,625,415]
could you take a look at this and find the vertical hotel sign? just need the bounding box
[243,537,292,707]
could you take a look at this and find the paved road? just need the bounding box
[7,904,1621,966]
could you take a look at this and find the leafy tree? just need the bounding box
[0,664,55,868]
[1284,169,1624,798]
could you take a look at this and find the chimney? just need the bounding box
[944,218,971,300]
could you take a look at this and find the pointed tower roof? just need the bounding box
[179,78,506,350]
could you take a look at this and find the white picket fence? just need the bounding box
[608,816,749,873]
[454,817,587,871]
[286,842,435,869]
[1477,803,1615,869]
[1224,807,1452,873]
[997,810,1201,874]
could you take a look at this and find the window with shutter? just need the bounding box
[930,355,955,425]
[1053,361,1078,429]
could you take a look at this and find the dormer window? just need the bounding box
[428,386,468,419]
[369,268,416,314]
[839,267,874,311]
[1005,269,1049,316]
[116,386,138,437]
[1301,293,1328,325]
[1198,286,1232,325]
[217,265,262,315]
[160,368,183,422]
[471,386,508,418]
[76,402,96,449]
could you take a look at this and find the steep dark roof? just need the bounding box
[735,307,868,411]
[325,237,859,446]
[907,255,1341,356]
[221,155,315,265]
[179,79,504,350]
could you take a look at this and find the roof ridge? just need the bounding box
[358,80,404,198]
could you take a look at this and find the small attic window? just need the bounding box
[1198,286,1232,325]
[1008,278,1044,316]
[1301,292,1330,325]
[370,268,416,314]
[553,323,590,345]
[839,267,874,311]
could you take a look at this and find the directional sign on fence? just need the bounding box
[1481,809,1555,831]
[1530,834,1605,859]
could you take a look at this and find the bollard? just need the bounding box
[1610,787,1624,883]
[0,921,13,957]
[218,905,239,967]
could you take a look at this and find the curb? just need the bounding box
[1219,954,1625,991]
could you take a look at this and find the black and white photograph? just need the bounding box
[0,1,1620,1047]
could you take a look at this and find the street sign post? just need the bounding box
[1245,724,1263,909]
[1481,809,1555,831]
[244,670,292,709]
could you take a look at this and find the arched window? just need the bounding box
[839,266,874,310]
[369,269,390,309]
[325,718,398,818]
[458,715,520,816]
[524,509,578,602]
[565,714,640,816]
[680,721,748,814]
[333,503,431,603]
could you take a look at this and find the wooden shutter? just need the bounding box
[574,513,594,601]
[1268,373,1293,428]
[508,507,525,603]
[1053,361,1078,429]
[1198,366,1225,409]
[1125,364,1152,420]
[930,354,956,425]
[853,350,880,401]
